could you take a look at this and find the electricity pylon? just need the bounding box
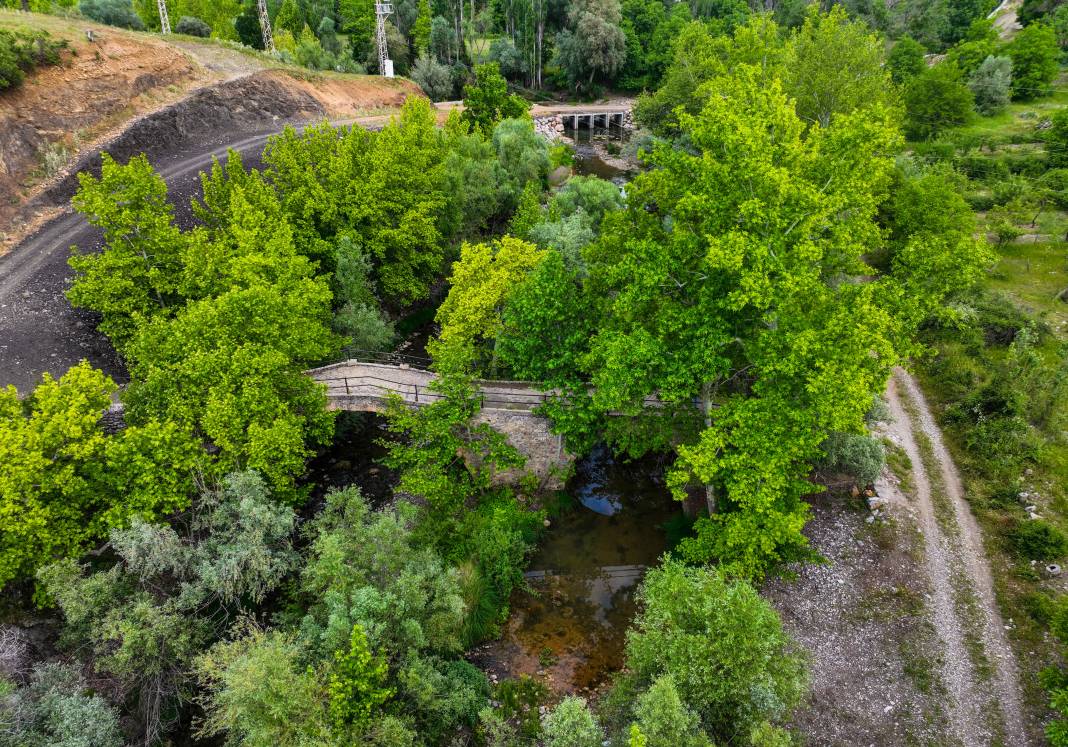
[375,1,394,77]
[157,0,170,34]
[258,0,275,53]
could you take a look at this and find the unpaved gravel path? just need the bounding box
[885,368,1029,746]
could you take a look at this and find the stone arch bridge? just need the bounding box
[307,352,571,489]
[306,350,658,490]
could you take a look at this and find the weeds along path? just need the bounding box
[885,368,1029,746]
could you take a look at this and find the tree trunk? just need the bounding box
[20,0,29,11]
[701,381,717,516]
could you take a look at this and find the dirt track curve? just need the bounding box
[884,368,1029,746]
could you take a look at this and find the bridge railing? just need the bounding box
[343,349,432,370]
[314,373,551,411]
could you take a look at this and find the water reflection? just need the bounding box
[476,446,678,693]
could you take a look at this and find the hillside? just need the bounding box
[0,10,420,248]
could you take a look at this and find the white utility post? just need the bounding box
[157,0,170,34]
[375,1,394,77]
[257,0,275,53]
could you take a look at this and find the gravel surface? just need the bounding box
[764,492,951,746]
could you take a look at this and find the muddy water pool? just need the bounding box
[473,446,680,694]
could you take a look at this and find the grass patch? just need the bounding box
[884,437,916,499]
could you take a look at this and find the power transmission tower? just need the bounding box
[375,1,394,77]
[257,0,275,53]
[157,0,170,34]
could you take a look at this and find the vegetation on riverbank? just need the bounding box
[3,0,1065,744]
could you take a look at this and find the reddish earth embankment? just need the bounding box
[0,10,419,249]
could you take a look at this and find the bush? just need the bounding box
[0,30,67,91]
[1047,108,1068,168]
[410,52,453,101]
[79,0,145,30]
[542,697,604,747]
[887,36,927,84]
[904,63,974,140]
[1009,519,1068,561]
[1004,22,1059,100]
[175,15,212,37]
[624,560,807,742]
[819,431,885,485]
[0,663,124,747]
[968,55,1012,116]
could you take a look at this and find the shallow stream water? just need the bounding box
[474,446,680,693]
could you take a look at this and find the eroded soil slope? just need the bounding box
[0,10,418,246]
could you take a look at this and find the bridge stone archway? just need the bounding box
[306,358,574,490]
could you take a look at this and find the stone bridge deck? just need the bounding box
[305,354,657,490]
[305,360,553,413]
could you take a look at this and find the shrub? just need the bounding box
[0,663,123,747]
[819,431,885,485]
[968,55,1012,116]
[1003,22,1059,100]
[1009,519,1068,561]
[1047,108,1068,168]
[624,560,807,741]
[462,62,530,133]
[0,29,67,91]
[904,63,974,140]
[887,36,927,84]
[542,696,604,747]
[175,15,211,37]
[410,52,453,101]
[79,0,145,30]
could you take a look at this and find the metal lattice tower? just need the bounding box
[375,1,394,77]
[157,0,170,34]
[257,0,275,53]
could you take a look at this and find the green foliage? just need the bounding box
[79,0,145,29]
[0,663,123,747]
[296,486,466,660]
[1048,108,1068,169]
[0,29,66,91]
[0,362,200,590]
[904,63,974,140]
[175,15,212,36]
[196,624,331,747]
[1009,519,1068,561]
[396,655,489,740]
[554,0,628,90]
[37,471,296,743]
[263,98,451,304]
[68,154,186,351]
[328,624,393,730]
[783,6,895,128]
[492,118,551,209]
[818,432,886,485]
[630,675,711,747]
[624,560,807,741]
[430,236,547,374]
[886,36,927,85]
[1003,22,1059,100]
[412,0,432,51]
[462,62,531,133]
[542,696,604,747]
[274,0,304,37]
[493,251,590,384]
[592,65,910,575]
[968,55,1013,116]
[550,175,624,228]
[411,51,453,100]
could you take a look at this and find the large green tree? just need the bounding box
[0,363,199,589]
[584,67,907,574]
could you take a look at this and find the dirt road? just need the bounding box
[884,368,1030,745]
